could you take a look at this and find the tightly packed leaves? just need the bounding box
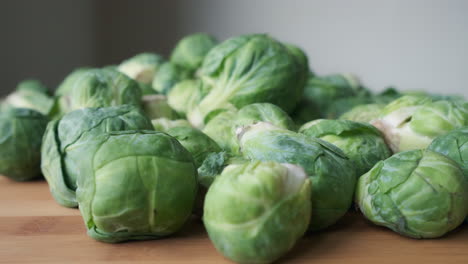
[0,108,48,181]
[356,150,468,238]
[78,130,198,243]
[204,161,311,264]
[188,34,309,127]
[238,122,356,231]
[41,105,153,207]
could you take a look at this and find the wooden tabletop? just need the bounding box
[0,177,467,264]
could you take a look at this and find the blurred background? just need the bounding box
[1,0,467,96]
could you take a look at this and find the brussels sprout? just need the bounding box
[117,52,165,85]
[170,33,217,71]
[284,43,310,73]
[428,94,465,103]
[167,79,207,116]
[138,82,158,95]
[372,95,467,152]
[284,43,310,94]
[203,103,295,155]
[152,62,192,94]
[16,79,48,92]
[238,122,356,230]
[308,74,364,110]
[299,119,391,176]
[372,87,402,104]
[53,68,142,117]
[325,95,373,119]
[188,34,309,127]
[196,151,248,189]
[403,90,465,103]
[197,152,230,188]
[291,73,370,125]
[166,126,222,216]
[2,79,54,116]
[55,67,91,96]
[290,99,321,126]
[141,95,179,120]
[428,127,468,175]
[165,126,222,215]
[0,108,48,181]
[356,150,468,238]
[339,104,384,123]
[236,103,295,129]
[204,161,311,264]
[151,118,191,132]
[166,126,221,168]
[202,110,239,154]
[77,130,198,243]
[41,105,153,207]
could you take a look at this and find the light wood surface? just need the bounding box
[0,177,467,264]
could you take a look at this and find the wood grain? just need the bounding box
[0,177,467,264]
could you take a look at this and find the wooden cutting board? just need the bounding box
[0,177,467,264]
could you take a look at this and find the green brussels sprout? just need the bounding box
[0,108,48,181]
[188,34,309,127]
[403,90,465,103]
[167,79,207,116]
[236,103,295,129]
[117,52,165,85]
[238,122,356,230]
[428,94,465,103]
[41,105,153,207]
[284,43,310,73]
[138,82,158,95]
[299,119,391,176]
[55,67,91,96]
[372,95,467,152]
[141,95,179,120]
[152,62,192,94]
[116,55,159,95]
[151,118,191,132]
[202,110,239,154]
[197,151,248,189]
[291,73,371,125]
[197,151,230,189]
[372,87,402,104]
[166,126,222,216]
[170,33,217,71]
[2,79,54,116]
[165,126,222,216]
[191,150,246,216]
[203,103,295,155]
[290,99,321,126]
[339,104,384,123]
[355,150,468,238]
[166,126,221,168]
[325,95,373,119]
[53,68,142,117]
[204,161,311,264]
[428,127,468,175]
[77,130,198,243]
[284,43,310,93]
[16,79,48,92]
[306,74,364,112]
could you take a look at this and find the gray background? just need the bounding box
[1,0,467,96]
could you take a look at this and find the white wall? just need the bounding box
[1,0,467,97]
[177,0,468,96]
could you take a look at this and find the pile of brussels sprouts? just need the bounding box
[1,32,467,263]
